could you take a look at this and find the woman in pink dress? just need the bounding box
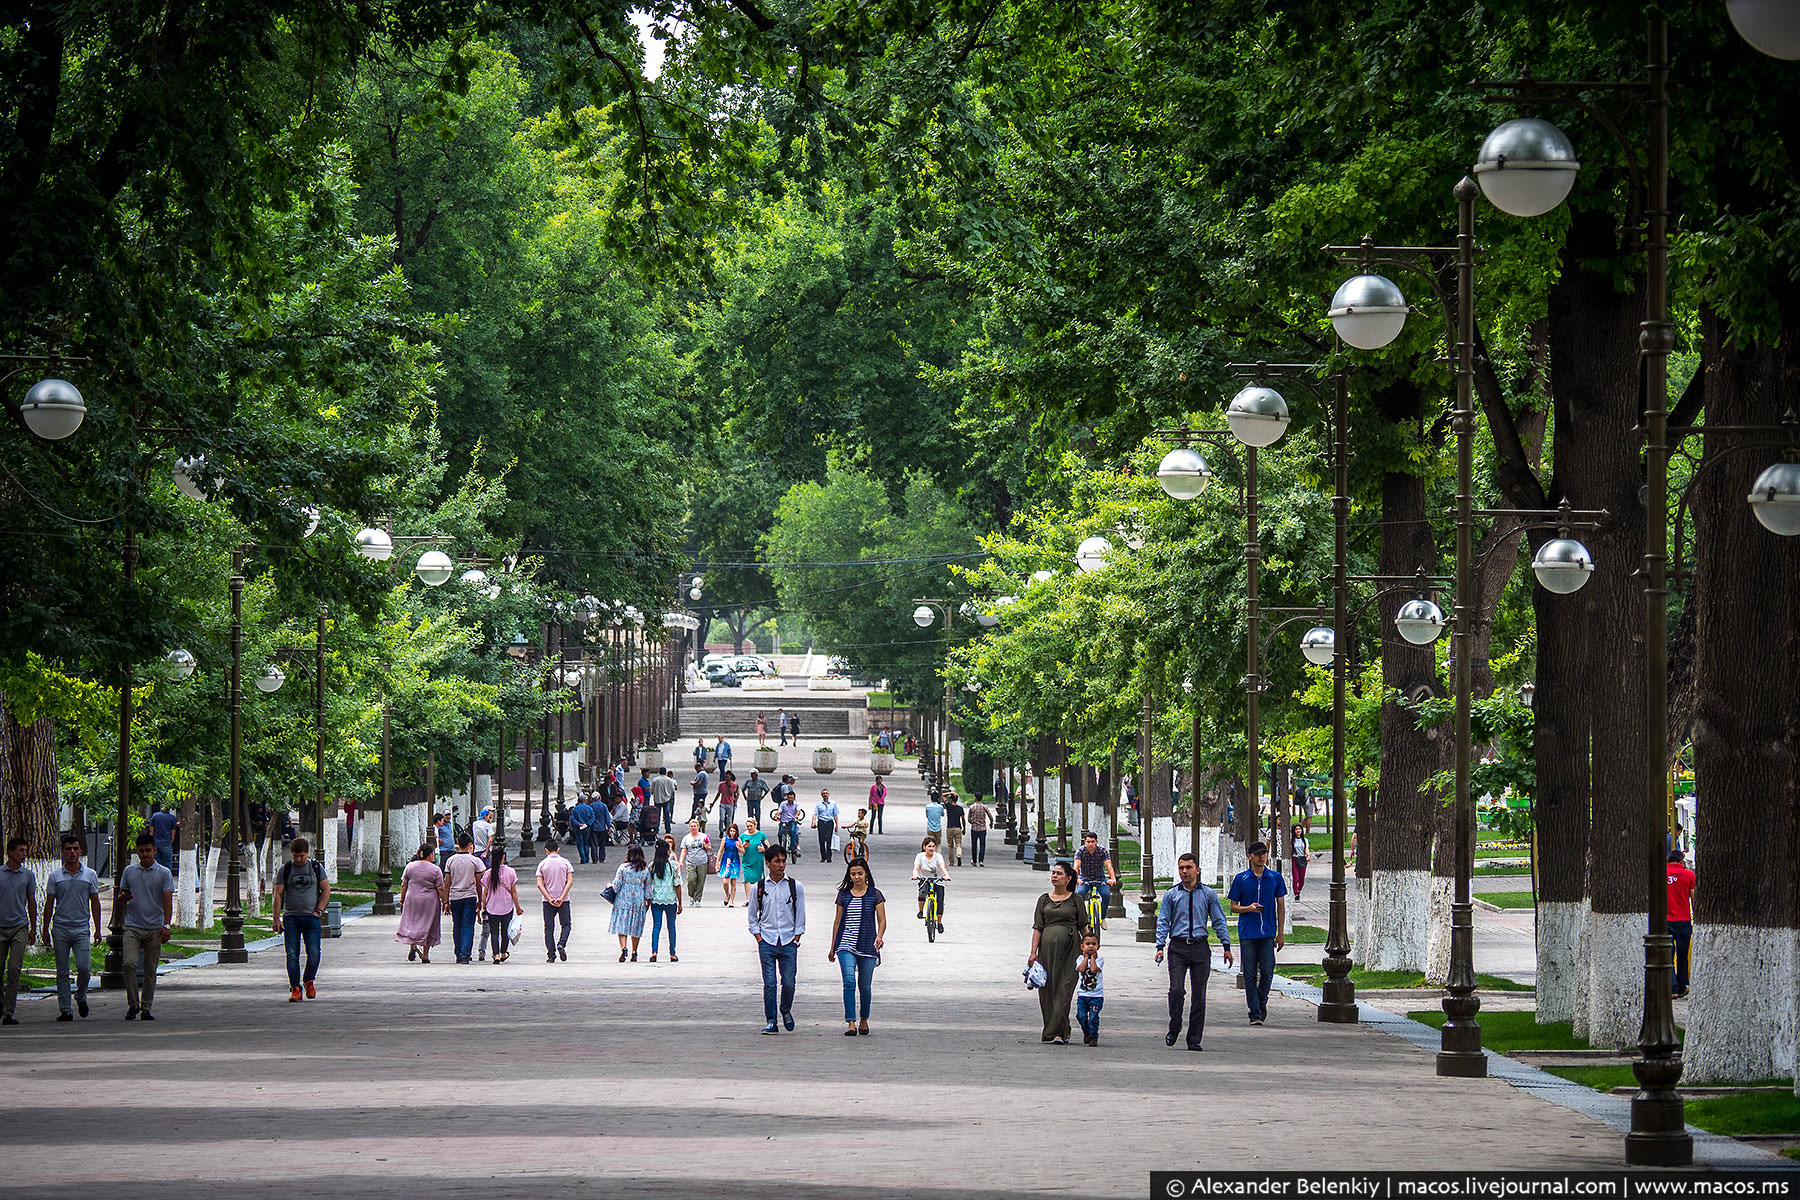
[395,843,446,963]
[756,712,768,746]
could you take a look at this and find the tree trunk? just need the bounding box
[1369,461,1442,971]
[1683,306,1800,1083]
[201,796,224,927]
[1533,545,1593,1023]
[0,703,60,856]
[1550,208,1649,1049]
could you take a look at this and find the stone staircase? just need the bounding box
[677,682,867,739]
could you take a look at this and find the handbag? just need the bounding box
[601,884,619,905]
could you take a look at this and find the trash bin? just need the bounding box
[323,900,343,939]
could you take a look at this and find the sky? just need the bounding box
[632,9,667,80]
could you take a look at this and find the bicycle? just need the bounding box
[1081,885,1105,934]
[917,878,949,943]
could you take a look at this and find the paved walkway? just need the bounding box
[0,736,1718,1196]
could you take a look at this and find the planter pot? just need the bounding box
[812,747,837,775]
[807,675,852,691]
[639,749,664,772]
[870,752,895,776]
[743,676,786,692]
[753,747,780,772]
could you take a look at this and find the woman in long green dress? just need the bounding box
[1028,861,1089,1043]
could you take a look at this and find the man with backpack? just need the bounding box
[746,844,805,1034]
[272,838,331,1002]
[742,769,770,826]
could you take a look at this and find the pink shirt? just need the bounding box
[483,864,519,915]
[536,855,573,901]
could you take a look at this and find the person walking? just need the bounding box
[910,837,951,932]
[570,794,598,864]
[444,833,483,964]
[1227,840,1285,1025]
[923,791,945,851]
[743,770,769,826]
[648,839,683,962]
[1074,931,1105,1046]
[482,846,520,964]
[272,837,330,1001]
[434,812,455,867]
[719,825,743,907]
[1667,849,1697,998]
[1155,852,1233,1050]
[651,767,678,835]
[396,842,446,963]
[715,736,733,776]
[713,771,739,839]
[689,765,710,826]
[149,802,179,871]
[678,819,712,907]
[829,857,886,1036]
[943,792,966,866]
[812,789,840,863]
[740,818,769,892]
[692,737,709,772]
[1026,861,1086,1044]
[537,838,574,962]
[777,708,788,746]
[42,834,101,1021]
[747,844,805,1034]
[789,712,801,741]
[868,777,886,834]
[608,845,652,961]
[471,806,495,864]
[115,833,174,1020]
[1290,828,1309,901]
[966,796,992,866]
[756,712,768,746]
[1,837,40,1025]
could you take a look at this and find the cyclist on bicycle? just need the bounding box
[910,836,952,933]
[1075,831,1118,929]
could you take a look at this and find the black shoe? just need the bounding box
[1165,1032,1177,1046]
[760,1023,779,1035]
[140,1011,155,1021]
[57,1012,74,1022]
[559,947,567,961]
[125,1007,139,1020]
[77,998,88,1018]
[1,1016,17,1026]
[1187,1043,1205,1051]
[548,953,557,963]
[783,1012,795,1031]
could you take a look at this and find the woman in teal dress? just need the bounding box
[740,818,769,887]
[609,844,651,961]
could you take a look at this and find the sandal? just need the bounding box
[845,1026,859,1036]
[858,1024,869,1035]
[619,949,628,962]
[670,955,679,963]
[630,951,638,962]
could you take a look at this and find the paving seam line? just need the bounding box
[1266,969,1789,1170]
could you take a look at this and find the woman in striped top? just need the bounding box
[829,857,887,1036]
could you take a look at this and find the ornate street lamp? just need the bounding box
[19,377,86,440]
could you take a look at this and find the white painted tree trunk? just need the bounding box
[1683,923,1795,1084]
[1367,868,1430,970]
[321,816,339,883]
[25,857,53,918]
[175,847,199,928]
[1535,899,1586,1024]
[1572,910,1594,1039]
[243,843,261,915]
[1351,876,1373,965]
[200,845,220,927]
[1425,874,1454,985]
[1584,912,1647,1049]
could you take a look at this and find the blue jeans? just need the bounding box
[780,821,801,856]
[155,845,174,871]
[450,897,479,961]
[660,801,675,833]
[1076,881,1110,914]
[758,939,798,1023]
[1077,995,1104,1040]
[1241,936,1276,1020]
[573,828,593,863]
[838,951,875,1021]
[651,904,678,955]
[282,914,322,987]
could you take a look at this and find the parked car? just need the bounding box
[729,655,774,677]
[702,662,743,687]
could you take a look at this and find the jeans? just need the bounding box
[1292,857,1307,898]
[660,801,675,833]
[1077,881,1111,915]
[543,901,571,955]
[155,845,174,871]
[780,821,801,856]
[970,829,986,863]
[52,925,92,1014]
[1670,919,1692,994]
[122,926,161,1012]
[450,896,479,961]
[0,924,26,1018]
[871,805,884,833]
[838,951,875,1021]
[1077,995,1104,1040]
[573,828,593,863]
[282,913,322,987]
[817,820,836,862]
[718,805,736,840]
[651,903,678,955]
[1241,936,1276,1020]
[746,798,761,825]
[486,912,512,957]
[758,939,798,1022]
[1166,938,1212,1046]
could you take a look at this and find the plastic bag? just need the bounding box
[1023,961,1047,990]
[508,913,523,945]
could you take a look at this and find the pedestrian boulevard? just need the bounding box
[1,737,1649,1197]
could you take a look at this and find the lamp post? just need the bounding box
[911,598,959,785]
[1135,695,1157,942]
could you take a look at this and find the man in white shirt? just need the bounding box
[746,844,805,1034]
[471,807,495,863]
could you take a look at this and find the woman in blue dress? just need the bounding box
[718,824,743,907]
[609,844,652,961]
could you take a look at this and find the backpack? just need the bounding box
[755,876,799,916]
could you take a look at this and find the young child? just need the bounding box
[1075,931,1104,1046]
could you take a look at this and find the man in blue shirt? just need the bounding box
[435,812,455,867]
[715,737,732,774]
[1154,852,1232,1050]
[149,802,179,870]
[923,793,945,848]
[811,790,839,863]
[1227,841,1287,1025]
[569,796,597,863]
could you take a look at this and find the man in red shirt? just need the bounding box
[1666,849,1696,999]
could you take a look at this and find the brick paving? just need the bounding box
[0,736,1660,1197]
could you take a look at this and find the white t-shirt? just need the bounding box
[680,833,712,867]
[472,818,494,854]
[913,853,948,880]
[1076,953,1104,999]
[1292,834,1308,861]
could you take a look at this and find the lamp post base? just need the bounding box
[1030,839,1050,871]
[101,928,124,990]
[1106,892,1127,920]
[218,931,249,965]
[372,870,396,915]
[1135,894,1157,943]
